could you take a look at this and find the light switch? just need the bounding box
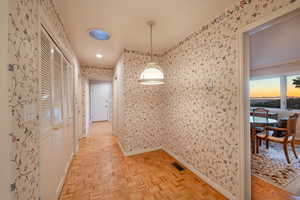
[24,104,37,121]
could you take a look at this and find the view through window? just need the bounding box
[287,75,300,110]
[250,75,300,110]
[250,77,281,108]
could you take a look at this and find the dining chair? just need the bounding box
[253,108,269,147]
[253,107,269,119]
[256,113,299,164]
[253,108,269,129]
[251,127,257,154]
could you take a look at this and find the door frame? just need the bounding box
[238,2,300,200]
[90,81,112,122]
[0,0,11,199]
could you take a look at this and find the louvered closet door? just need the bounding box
[40,32,52,136]
[67,64,74,119]
[52,47,63,126]
[62,59,69,119]
[40,29,75,200]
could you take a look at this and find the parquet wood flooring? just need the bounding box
[252,176,292,200]
[59,122,292,200]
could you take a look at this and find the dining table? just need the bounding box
[249,116,278,125]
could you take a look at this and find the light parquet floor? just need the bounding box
[59,122,292,200]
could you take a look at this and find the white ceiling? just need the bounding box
[250,12,300,69]
[54,0,236,67]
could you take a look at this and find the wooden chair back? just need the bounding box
[253,108,269,121]
[287,114,299,138]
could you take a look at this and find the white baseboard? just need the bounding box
[56,153,74,199]
[75,144,79,155]
[162,148,236,200]
[117,139,126,155]
[116,139,161,156]
[115,139,236,200]
[124,146,162,156]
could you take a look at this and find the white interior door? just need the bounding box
[91,82,112,122]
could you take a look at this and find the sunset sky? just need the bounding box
[250,76,300,98]
[287,75,300,97]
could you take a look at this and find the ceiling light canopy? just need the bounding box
[139,21,164,86]
[89,29,110,40]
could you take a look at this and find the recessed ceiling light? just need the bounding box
[96,54,103,58]
[89,29,110,40]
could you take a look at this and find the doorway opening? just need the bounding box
[90,80,113,123]
[240,4,300,200]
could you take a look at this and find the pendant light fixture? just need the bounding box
[139,21,164,85]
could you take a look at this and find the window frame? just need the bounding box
[250,72,300,111]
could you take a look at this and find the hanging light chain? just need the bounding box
[147,21,155,62]
[139,21,164,85]
[150,23,153,61]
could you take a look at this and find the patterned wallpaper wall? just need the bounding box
[112,56,124,137]
[81,76,88,137]
[161,0,299,197]
[113,0,300,198]
[8,0,80,199]
[8,0,40,199]
[80,66,114,81]
[115,50,165,152]
[7,0,300,199]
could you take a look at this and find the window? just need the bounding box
[250,77,281,108]
[287,75,300,110]
[250,74,300,110]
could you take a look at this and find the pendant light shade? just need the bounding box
[139,21,164,85]
[139,62,164,85]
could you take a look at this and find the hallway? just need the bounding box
[59,122,227,200]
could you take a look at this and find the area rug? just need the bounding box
[251,142,300,187]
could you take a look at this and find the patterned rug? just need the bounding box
[252,142,300,187]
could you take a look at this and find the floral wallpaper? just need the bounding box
[114,0,300,198]
[81,77,88,137]
[8,0,40,199]
[115,50,165,152]
[8,0,80,199]
[7,0,300,199]
[112,56,124,137]
[80,65,114,81]
[161,0,299,197]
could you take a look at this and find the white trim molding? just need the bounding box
[124,146,163,156]
[238,2,300,200]
[56,153,74,199]
[163,148,236,200]
[117,139,126,155]
[117,139,162,156]
[116,138,236,200]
